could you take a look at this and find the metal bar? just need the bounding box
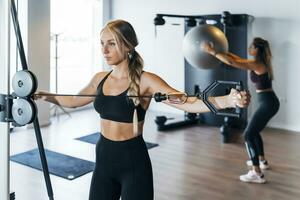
[201,80,243,118]
[216,80,240,85]
[156,13,205,20]
[216,111,240,118]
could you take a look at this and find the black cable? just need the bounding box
[33,92,201,102]
[10,0,28,70]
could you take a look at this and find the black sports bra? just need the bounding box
[250,71,272,90]
[93,71,146,123]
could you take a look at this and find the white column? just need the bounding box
[101,0,112,71]
[27,0,51,127]
[102,0,112,25]
[149,17,185,115]
[0,0,11,199]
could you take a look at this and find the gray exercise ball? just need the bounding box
[182,24,228,69]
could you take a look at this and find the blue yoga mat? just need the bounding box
[76,132,159,149]
[10,149,95,180]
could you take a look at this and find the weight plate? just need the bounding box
[12,98,36,126]
[12,70,37,97]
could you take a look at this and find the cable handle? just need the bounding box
[235,81,244,116]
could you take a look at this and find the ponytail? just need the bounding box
[127,49,144,136]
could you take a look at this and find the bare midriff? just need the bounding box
[100,119,145,141]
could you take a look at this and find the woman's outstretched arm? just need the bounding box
[35,72,106,108]
[201,42,264,71]
[141,72,250,113]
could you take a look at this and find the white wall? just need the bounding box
[111,0,300,132]
[28,0,51,127]
[149,17,185,115]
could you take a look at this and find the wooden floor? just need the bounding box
[9,108,300,200]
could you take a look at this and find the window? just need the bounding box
[50,0,103,94]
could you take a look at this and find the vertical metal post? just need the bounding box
[0,0,11,199]
[52,33,60,118]
[55,34,58,94]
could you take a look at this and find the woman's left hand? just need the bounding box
[228,88,251,108]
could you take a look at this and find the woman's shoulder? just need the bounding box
[140,71,163,84]
[97,70,112,78]
[140,70,161,80]
[140,70,169,89]
[93,70,112,80]
[91,71,112,87]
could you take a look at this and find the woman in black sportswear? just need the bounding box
[202,37,279,184]
[37,19,250,199]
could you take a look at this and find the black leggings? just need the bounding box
[244,91,280,166]
[89,134,153,200]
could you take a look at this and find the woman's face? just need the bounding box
[248,43,258,57]
[100,29,126,65]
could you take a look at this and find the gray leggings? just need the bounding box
[244,91,280,166]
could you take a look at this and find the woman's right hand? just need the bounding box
[228,88,251,108]
[34,91,63,107]
[33,91,48,101]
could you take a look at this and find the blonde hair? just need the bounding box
[253,37,274,80]
[101,19,144,135]
[101,19,144,105]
